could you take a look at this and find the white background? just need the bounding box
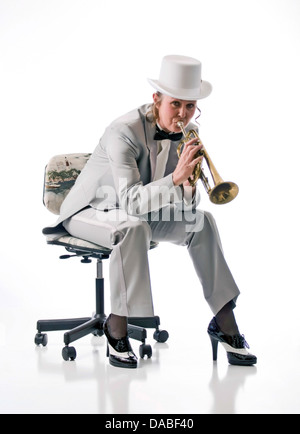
[1,0,300,414]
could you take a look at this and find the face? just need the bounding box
[153,93,197,132]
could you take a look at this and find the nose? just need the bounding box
[178,106,186,119]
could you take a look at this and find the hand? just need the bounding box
[172,138,203,186]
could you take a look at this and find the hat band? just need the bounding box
[153,81,202,99]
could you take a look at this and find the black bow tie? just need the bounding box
[153,126,183,142]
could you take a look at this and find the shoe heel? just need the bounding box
[106,343,109,357]
[209,335,218,361]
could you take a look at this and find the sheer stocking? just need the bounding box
[215,301,239,336]
[106,313,128,339]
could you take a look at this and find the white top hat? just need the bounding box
[148,55,212,100]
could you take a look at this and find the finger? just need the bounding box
[182,145,202,159]
[186,145,203,159]
[191,156,203,166]
[182,138,199,151]
[191,144,203,154]
[186,157,202,172]
[185,138,199,147]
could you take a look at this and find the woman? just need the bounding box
[45,55,257,368]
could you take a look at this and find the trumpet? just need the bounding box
[176,121,239,205]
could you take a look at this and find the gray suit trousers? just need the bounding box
[63,206,240,317]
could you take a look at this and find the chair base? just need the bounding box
[35,314,167,361]
[35,245,169,361]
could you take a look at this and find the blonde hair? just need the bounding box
[146,92,163,125]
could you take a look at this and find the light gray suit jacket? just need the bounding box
[43,103,200,234]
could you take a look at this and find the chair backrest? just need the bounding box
[43,153,91,215]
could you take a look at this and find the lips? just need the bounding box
[173,119,185,130]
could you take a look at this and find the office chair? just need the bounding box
[35,153,169,361]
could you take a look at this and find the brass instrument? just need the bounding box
[177,121,239,204]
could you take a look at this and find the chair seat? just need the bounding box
[46,230,158,255]
[46,230,112,254]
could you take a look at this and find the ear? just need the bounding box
[153,93,159,104]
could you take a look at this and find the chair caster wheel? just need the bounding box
[35,333,48,347]
[153,329,169,343]
[93,330,104,337]
[62,346,77,361]
[139,343,152,359]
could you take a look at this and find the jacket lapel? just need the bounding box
[143,112,158,181]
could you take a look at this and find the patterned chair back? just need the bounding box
[43,153,91,215]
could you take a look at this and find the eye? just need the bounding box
[171,101,181,107]
[187,103,195,110]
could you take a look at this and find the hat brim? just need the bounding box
[147,78,212,100]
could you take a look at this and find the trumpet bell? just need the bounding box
[209,182,239,205]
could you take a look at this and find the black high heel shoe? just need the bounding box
[103,317,138,369]
[207,317,257,366]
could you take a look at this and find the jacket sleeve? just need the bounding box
[175,185,201,212]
